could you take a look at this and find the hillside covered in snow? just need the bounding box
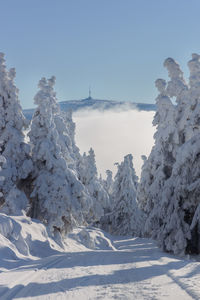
[23,96,156,120]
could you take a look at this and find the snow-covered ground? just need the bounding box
[1,214,200,300]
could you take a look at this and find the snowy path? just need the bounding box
[1,235,200,300]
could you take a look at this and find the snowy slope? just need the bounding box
[23,97,156,120]
[0,214,200,300]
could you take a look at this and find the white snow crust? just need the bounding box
[1,213,200,300]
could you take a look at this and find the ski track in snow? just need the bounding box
[1,236,200,300]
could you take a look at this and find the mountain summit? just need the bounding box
[23,97,156,120]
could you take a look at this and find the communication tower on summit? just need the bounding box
[88,86,92,99]
[83,86,93,101]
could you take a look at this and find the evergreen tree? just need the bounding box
[156,54,200,254]
[0,53,32,210]
[78,148,110,222]
[164,57,189,144]
[139,53,200,255]
[109,154,140,236]
[28,77,90,235]
[138,78,177,238]
[0,154,6,207]
[62,109,82,169]
[103,170,113,200]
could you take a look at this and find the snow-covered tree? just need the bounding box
[164,57,187,100]
[108,154,140,236]
[78,148,110,222]
[37,76,76,170]
[62,110,82,169]
[28,77,91,235]
[103,170,113,198]
[164,57,189,144]
[139,53,200,255]
[1,187,29,216]
[138,77,177,238]
[0,53,32,211]
[0,154,6,207]
[155,54,200,254]
[184,54,200,141]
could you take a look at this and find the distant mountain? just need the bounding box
[23,96,156,120]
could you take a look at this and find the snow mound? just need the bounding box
[0,213,116,272]
[0,213,65,266]
[68,226,116,250]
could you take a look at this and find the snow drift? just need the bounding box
[0,213,118,272]
[0,213,65,266]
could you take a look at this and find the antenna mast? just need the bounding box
[89,86,91,98]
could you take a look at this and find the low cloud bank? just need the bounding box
[74,108,155,178]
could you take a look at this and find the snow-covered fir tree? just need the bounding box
[0,154,6,206]
[103,170,113,198]
[62,109,82,170]
[138,77,177,238]
[107,154,140,236]
[0,53,32,212]
[78,148,110,222]
[28,77,91,235]
[156,54,200,254]
[139,53,200,255]
[37,76,76,170]
[164,57,188,144]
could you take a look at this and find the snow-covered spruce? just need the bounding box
[103,170,114,200]
[156,54,200,254]
[0,53,32,212]
[78,148,110,222]
[156,136,200,254]
[0,154,6,207]
[62,109,82,170]
[102,154,141,236]
[138,54,200,255]
[137,77,177,239]
[54,110,77,170]
[137,57,188,249]
[28,77,91,235]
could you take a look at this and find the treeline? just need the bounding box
[0,53,138,239]
[1,52,200,256]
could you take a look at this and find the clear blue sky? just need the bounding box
[1,0,200,108]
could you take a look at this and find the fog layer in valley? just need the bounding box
[74,108,155,178]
